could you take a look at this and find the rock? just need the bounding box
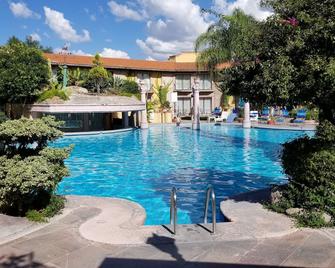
[270,190,282,204]
[322,213,332,224]
[67,86,88,94]
[286,208,303,216]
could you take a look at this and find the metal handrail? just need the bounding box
[204,185,216,234]
[170,187,177,235]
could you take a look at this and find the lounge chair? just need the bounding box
[250,111,259,121]
[258,107,270,124]
[225,112,237,123]
[275,109,289,124]
[214,111,229,123]
[293,109,307,123]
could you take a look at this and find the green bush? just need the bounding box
[107,77,140,99]
[0,112,7,123]
[37,88,69,102]
[26,195,65,222]
[275,120,335,227]
[0,116,71,216]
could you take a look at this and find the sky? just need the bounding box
[0,0,272,60]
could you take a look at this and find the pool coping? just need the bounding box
[64,127,135,136]
[0,188,297,246]
[74,187,297,245]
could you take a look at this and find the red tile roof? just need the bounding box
[44,53,231,72]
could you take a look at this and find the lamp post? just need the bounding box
[139,80,149,129]
[192,77,200,130]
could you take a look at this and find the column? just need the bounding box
[243,101,251,128]
[192,78,200,130]
[62,65,68,88]
[122,111,129,128]
[140,83,149,129]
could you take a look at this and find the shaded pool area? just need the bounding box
[54,124,313,225]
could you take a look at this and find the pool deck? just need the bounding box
[1,192,335,267]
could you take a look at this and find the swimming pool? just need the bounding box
[54,124,312,225]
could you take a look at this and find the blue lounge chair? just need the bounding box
[226,112,237,123]
[258,107,270,124]
[293,109,307,123]
[275,109,289,124]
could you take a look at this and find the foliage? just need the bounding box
[295,211,331,228]
[25,36,53,53]
[68,68,85,87]
[0,37,50,106]
[195,9,261,73]
[0,116,71,216]
[107,77,140,99]
[272,121,335,227]
[153,80,171,111]
[87,54,109,94]
[26,195,65,222]
[37,82,70,102]
[0,112,7,123]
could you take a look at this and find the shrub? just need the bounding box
[107,77,140,99]
[26,195,65,222]
[0,116,71,216]
[276,120,335,227]
[37,82,70,103]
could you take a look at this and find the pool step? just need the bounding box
[169,185,217,236]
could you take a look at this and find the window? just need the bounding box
[199,98,212,114]
[177,98,191,115]
[176,75,191,90]
[199,74,211,90]
[137,73,151,92]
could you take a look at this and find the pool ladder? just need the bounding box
[169,185,216,235]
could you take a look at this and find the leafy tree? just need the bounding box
[87,54,109,94]
[25,36,53,53]
[0,116,71,216]
[0,37,50,118]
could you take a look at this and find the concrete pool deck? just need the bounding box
[1,193,335,267]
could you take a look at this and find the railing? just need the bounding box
[204,185,216,234]
[170,187,177,235]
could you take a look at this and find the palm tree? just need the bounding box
[195,9,260,72]
[195,9,261,108]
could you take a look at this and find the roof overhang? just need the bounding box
[31,103,145,113]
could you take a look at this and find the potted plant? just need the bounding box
[268,116,276,125]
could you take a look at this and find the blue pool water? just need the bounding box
[54,124,312,225]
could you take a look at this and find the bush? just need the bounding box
[107,77,140,99]
[26,195,65,222]
[274,120,335,227]
[38,88,69,103]
[0,112,7,123]
[0,116,71,216]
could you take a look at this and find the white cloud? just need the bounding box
[213,0,272,21]
[72,49,92,56]
[44,7,91,43]
[53,47,92,56]
[108,1,143,21]
[29,33,41,42]
[146,56,156,61]
[84,8,97,21]
[9,2,40,19]
[127,0,211,59]
[100,48,130,59]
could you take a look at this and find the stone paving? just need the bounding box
[1,196,335,267]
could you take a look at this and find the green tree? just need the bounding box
[25,36,53,53]
[0,116,71,216]
[0,37,50,118]
[195,9,261,72]
[87,54,109,94]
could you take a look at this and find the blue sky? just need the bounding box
[0,0,271,60]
